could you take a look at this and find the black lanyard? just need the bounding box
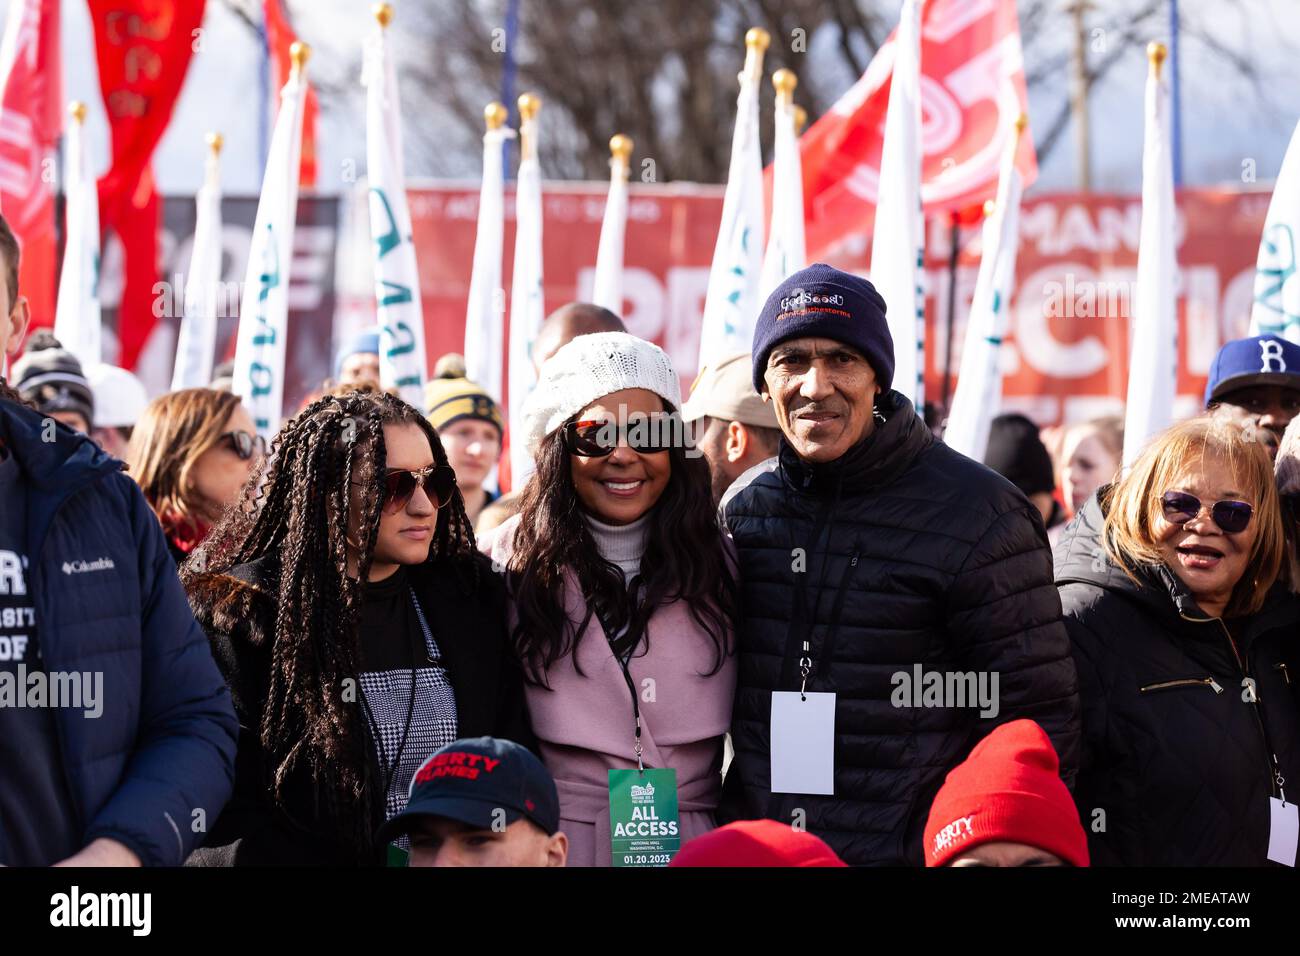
[596,578,646,770]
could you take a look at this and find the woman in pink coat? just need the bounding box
[478,333,738,867]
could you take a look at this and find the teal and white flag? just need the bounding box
[759,73,805,297]
[698,30,767,373]
[507,97,545,487]
[870,0,925,407]
[231,54,309,439]
[171,136,224,391]
[365,14,427,408]
[1122,46,1178,468]
[591,136,632,317]
[463,108,514,404]
[54,104,101,368]
[944,121,1025,463]
[1249,117,1300,341]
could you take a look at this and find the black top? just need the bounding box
[0,436,81,865]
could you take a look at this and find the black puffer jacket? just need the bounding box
[1055,491,1300,866]
[720,391,1081,865]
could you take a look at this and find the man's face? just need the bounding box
[407,816,567,867]
[762,337,879,464]
[947,841,1067,867]
[1216,383,1300,452]
[339,351,381,387]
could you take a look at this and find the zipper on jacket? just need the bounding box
[1277,662,1293,686]
[1139,677,1224,694]
[1179,611,1281,799]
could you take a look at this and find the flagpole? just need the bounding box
[592,133,633,315]
[463,100,513,402]
[506,90,545,489]
[1169,0,1183,188]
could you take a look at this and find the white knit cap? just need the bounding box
[521,331,682,454]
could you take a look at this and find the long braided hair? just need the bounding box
[507,401,737,687]
[185,389,478,854]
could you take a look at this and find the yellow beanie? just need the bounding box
[424,376,503,435]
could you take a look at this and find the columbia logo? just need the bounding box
[62,558,115,575]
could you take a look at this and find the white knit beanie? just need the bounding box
[521,331,682,454]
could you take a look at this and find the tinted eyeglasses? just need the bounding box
[381,464,457,514]
[221,430,266,460]
[1159,490,1254,534]
[562,419,674,458]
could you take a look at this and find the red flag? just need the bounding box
[0,0,62,330]
[787,0,1036,261]
[90,0,206,369]
[264,0,318,189]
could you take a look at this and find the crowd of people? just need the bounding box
[2,209,1298,868]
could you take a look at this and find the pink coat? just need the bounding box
[478,514,737,867]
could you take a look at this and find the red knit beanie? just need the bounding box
[670,820,848,867]
[923,719,1089,867]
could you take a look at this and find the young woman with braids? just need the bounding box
[478,333,738,867]
[184,389,531,865]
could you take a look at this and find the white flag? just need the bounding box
[592,136,631,316]
[231,55,308,439]
[944,127,1025,462]
[463,111,514,404]
[507,99,545,487]
[53,106,101,368]
[760,78,805,297]
[698,30,767,373]
[171,139,224,391]
[364,18,428,409]
[869,0,925,408]
[1249,116,1300,341]
[1122,47,1178,468]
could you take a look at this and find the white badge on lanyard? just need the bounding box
[770,690,836,794]
[1268,797,1298,866]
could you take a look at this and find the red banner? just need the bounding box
[405,182,1265,429]
[0,0,61,329]
[90,0,205,368]
[792,0,1037,260]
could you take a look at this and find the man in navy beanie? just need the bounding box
[719,263,1080,866]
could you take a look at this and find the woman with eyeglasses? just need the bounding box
[1054,416,1300,865]
[477,332,738,868]
[128,388,264,563]
[182,389,531,865]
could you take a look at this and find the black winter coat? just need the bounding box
[720,391,1081,865]
[1055,491,1300,866]
[184,552,533,866]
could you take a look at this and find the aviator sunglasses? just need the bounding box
[562,419,675,458]
[1159,490,1254,534]
[379,464,458,514]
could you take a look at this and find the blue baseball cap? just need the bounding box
[1204,334,1300,406]
[376,737,560,843]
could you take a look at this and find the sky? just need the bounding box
[30,0,1300,197]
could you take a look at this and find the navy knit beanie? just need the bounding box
[751,263,895,394]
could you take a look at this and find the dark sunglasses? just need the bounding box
[221,430,266,460]
[562,419,674,458]
[381,464,457,513]
[1159,490,1254,534]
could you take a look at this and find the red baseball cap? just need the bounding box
[923,719,1089,867]
[670,820,847,867]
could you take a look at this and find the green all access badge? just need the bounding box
[608,768,681,867]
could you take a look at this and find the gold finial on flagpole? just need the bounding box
[518,92,541,123]
[772,68,797,102]
[745,27,771,52]
[484,101,508,131]
[374,3,393,28]
[793,105,808,134]
[290,41,311,79]
[743,27,770,83]
[609,134,634,163]
[1147,41,1167,78]
[983,199,997,218]
[69,101,87,124]
[518,93,541,159]
[206,132,224,156]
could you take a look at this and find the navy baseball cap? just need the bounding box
[1204,334,1300,406]
[377,737,560,844]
